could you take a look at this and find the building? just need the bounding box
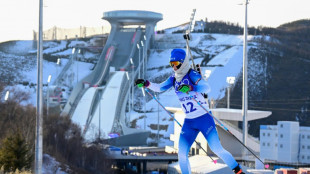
[260,121,310,164]
[193,20,206,32]
[298,126,310,163]
[259,125,278,161]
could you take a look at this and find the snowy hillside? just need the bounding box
[0,39,100,106]
[0,31,265,147]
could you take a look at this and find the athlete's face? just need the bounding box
[172,64,178,71]
[169,61,182,71]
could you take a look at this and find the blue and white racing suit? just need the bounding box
[147,69,239,174]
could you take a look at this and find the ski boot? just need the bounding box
[233,165,245,174]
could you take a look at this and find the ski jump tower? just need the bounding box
[97,10,163,146]
[66,10,162,146]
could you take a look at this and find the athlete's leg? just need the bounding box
[178,119,199,174]
[199,114,239,170]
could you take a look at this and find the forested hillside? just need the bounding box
[216,19,310,137]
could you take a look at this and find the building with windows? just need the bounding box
[299,126,310,163]
[260,121,310,164]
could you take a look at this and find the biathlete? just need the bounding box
[135,48,245,174]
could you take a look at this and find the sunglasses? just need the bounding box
[169,61,182,67]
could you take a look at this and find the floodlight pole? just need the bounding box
[47,75,52,117]
[242,0,249,149]
[137,44,141,78]
[157,94,160,145]
[56,58,60,86]
[35,0,43,173]
[226,77,235,109]
[76,49,80,83]
[141,40,144,78]
[130,58,134,123]
[125,71,131,125]
[144,35,147,77]
[97,87,104,139]
[227,86,231,109]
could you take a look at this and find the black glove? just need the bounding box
[135,79,149,88]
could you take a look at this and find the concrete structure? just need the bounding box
[260,121,310,164]
[59,10,162,146]
[167,107,272,159]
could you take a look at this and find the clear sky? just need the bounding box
[0,0,309,43]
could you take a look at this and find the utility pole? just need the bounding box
[130,58,134,122]
[157,94,160,145]
[137,43,140,78]
[141,40,144,78]
[126,71,131,126]
[144,35,147,77]
[242,0,249,153]
[35,0,43,173]
[47,75,52,117]
[226,76,235,109]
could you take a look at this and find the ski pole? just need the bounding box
[186,92,269,169]
[184,33,196,69]
[184,9,197,70]
[144,88,218,164]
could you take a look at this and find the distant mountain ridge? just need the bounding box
[278,19,310,30]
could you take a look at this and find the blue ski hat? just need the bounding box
[170,49,186,63]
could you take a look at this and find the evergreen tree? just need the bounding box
[0,132,33,173]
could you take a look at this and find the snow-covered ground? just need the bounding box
[42,154,69,174]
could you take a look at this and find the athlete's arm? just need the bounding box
[189,70,211,93]
[193,79,210,93]
[147,76,174,92]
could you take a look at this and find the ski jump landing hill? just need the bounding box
[60,10,163,146]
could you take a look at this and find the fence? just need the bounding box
[34,26,111,41]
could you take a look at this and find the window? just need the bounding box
[308,135,310,139]
[302,135,305,139]
[302,155,305,159]
[280,124,283,128]
[267,143,270,146]
[302,145,305,149]
[275,133,278,137]
[263,133,265,136]
[268,133,270,136]
[275,143,277,147]
[280,134,283,138]
[280,144,283,148]
[191,148,195,155]
[308,156,310,160]
[308,145,310,149]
